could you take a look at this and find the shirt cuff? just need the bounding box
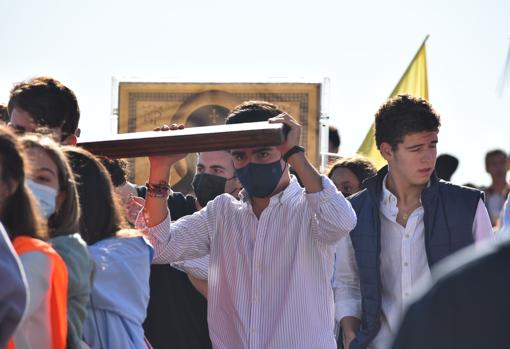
[335,300,362,322]
[141,209,171,247]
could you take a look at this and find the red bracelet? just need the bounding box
[146,181,171,198]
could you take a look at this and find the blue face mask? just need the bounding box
[235,159,284,198]
[26,179,58,219]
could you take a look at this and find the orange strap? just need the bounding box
[5,338,14,349]
[12,236,68,349]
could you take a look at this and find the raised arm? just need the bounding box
[269,113,322,194]
[269,114,356,244]
[144,125,187,228]
[141,124,216,264]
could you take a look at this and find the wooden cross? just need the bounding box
[78,122,286,158]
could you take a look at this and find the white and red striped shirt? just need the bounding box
[142,175,356,349]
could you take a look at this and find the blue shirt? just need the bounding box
[82,236,153,349]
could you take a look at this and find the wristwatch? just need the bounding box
[282,145,305,162]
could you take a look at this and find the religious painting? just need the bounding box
[117,82,321,193]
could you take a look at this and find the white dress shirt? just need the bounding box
[143,175,356,349]
[334,176,494,349]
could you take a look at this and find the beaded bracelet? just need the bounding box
[145,181,171,198]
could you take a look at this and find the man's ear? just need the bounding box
[63,134,78,146]
[379,142,394,162]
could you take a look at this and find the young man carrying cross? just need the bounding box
[141,101,357,349]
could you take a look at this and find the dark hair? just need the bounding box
[485,149,507,169]
[63,147,127,245]
[328,156,377,184]
[435,154,459,181]
[0,126,47,240]
[375,94,440,150]
[329,125,341,149]
[0,103,8,124]
[8,76,80,141]
[225,101,283,124]
[99,157,129,187]
[22,134,80,237]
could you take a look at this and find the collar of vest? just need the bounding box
[363,165,441,204]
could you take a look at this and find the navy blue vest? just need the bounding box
[348,166,483,349]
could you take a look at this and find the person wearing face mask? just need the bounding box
[0,126,68,349]
[139,101,357,349]
[22,134,94,349]
[123,151,241,349]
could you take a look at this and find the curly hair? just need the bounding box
[99,157,129,187]
[8,76,80,141]
[327,156,377,184]
[375,94,440,150]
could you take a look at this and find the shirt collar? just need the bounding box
[380,174,427,217]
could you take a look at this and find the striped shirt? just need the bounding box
[144,175,356,349]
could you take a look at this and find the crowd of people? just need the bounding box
[0,76,509,349]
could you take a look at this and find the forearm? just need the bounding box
[307,176,357,244]
[145,163,171,227]
[287,152,322,193]
[334,236,362,321]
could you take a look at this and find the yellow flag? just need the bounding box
[357,36,429,169]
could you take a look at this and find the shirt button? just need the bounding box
[405,234,410,238]
[405,292,410,297]
[404,262,409,267]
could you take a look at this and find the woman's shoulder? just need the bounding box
[51,233,88,256]
[89,233,153,260]
[51,234,94,275]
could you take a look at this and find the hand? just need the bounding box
[125,196,145,225]
[340,316,360,349]
[149,124,188,169]
[268,112,301,155]
[342,330,356,349]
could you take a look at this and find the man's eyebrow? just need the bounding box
[210,165,226,170]
[252,147,273,153]
[405,144,423,150]
[230,150,245,156]
[405,140,438,150]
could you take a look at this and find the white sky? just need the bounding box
[1,0,509,186]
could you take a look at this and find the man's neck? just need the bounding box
[489,177,509,194]
[386,172,425,205]
[250,179,290,219]
[251,196,271,219]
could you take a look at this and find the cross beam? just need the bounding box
[78,122,286,158]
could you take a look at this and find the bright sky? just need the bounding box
[1,0,509,186]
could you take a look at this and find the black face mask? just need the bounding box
[192,173,235,207]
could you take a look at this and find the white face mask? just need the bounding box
[26,179,58,219]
